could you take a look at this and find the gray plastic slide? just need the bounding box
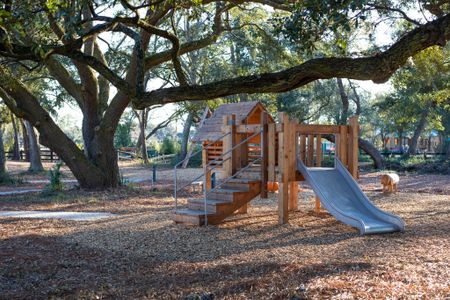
[297,158,404,235]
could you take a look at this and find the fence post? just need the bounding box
[50,150,54,162]
[260,112,268,199]
[348,116,359,179]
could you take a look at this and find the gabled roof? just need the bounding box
[192,101,268,142]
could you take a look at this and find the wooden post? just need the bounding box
[222,114,237,177]
[307,134,314,167]
[339,125,348,166]
[348,116,359,179]
[289,181,298,211]
[288,121,298,211]
[260,112,269,199]
[299,134,306,163]
[315,135,322,212]
[278,112,289,224]
[202,147,211,191]
[268,123,276,182]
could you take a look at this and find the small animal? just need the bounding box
[380,173,399,193]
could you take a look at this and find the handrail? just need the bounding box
[173,127,263,225]
[174,131,231,212]
[175,156,230,193]
[206,157,262,196]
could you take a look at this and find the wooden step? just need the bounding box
[221,178,260,190]
[188,198,231,213]
[207,188,248,201]
[174,179,262,226]
[173,209,209,225]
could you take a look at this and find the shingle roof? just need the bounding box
[192,101,263,142]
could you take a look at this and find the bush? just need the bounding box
[42,162,64,195]
[160,137,180,155]
[383,155,449,174]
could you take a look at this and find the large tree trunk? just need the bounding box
[358,138,384,169]
[324,134,384,169]
[336,78,349,124]
[139,110,149,164]
[348,80,362,115]
[10,112,20,160]
[446,138,450,159]
[0,74,108,189]
[180,112,194,161]
[20,119,30,162]
[0,126,6,175]
[24,120,44,172]
[408,107,429,155]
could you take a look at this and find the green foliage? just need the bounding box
[160,137,178,155]
[384,155,449,174]
[115,111,134,148]
[0,171,18,185]
[42,162,64,195]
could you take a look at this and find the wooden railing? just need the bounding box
[274,112,359,223]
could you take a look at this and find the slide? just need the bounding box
[297,158,404,235]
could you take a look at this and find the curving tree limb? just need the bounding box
[133,13,450,108]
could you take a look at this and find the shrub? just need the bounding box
[42,162,64,195]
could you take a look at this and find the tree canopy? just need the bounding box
[0,0,449,188]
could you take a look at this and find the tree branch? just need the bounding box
[133,13,450,108]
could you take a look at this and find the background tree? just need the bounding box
[0,1,449,189]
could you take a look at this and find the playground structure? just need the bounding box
[173,102,404,234]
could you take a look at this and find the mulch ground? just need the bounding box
[0,173,449,299]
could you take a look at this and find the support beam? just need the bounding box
[348,116,359,179]
[202,147,211,191]
[299,134,306,163]
[339,125,348,166]
[307,134,314,167]
[268,123,276,182]
[260,112,269,198]
[277,112,289,224]
[289,181,298,211]
[315,135,322,212]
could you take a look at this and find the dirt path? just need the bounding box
[2,162,449,195]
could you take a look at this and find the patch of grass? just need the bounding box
[0,172,24,186]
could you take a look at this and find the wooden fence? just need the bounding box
[5,149,59,162]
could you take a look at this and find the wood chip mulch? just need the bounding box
[0,175,449,299]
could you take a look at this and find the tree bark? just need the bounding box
[0,71,107,189]
[348,80,362,115]
[139,110,149,164]
[180,112,194,161]
[324,134,384,169]
[0,126,6,175]
[20,119,30,162]
[10,112,20,160]
[337,78,349,124]
[24,120,44,172]
[408,107,430,155]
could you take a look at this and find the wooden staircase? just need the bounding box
[173,168,262,225]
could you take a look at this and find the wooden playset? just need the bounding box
[173,102,404,234]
